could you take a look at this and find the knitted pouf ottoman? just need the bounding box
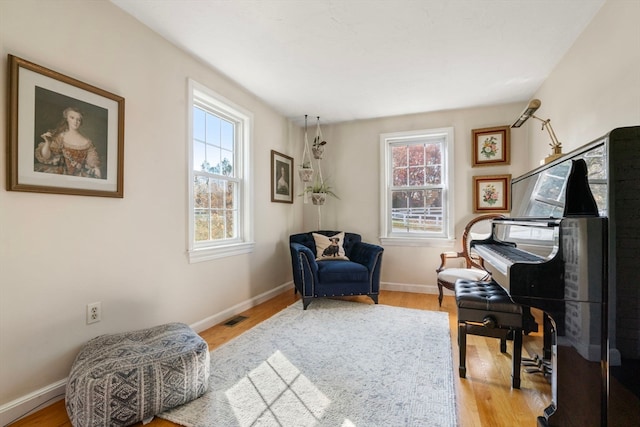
[65,322,210,427]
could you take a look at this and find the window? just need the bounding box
[188,80,253,262]
[379,127,454,245]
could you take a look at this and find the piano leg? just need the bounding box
[523,306,539,335]
[512,328,523,389]
[543,313,553,360]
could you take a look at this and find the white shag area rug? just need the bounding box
[158,298,457,427]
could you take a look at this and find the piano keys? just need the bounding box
[470,126,640,426]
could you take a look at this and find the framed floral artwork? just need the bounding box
[471,125,510,167]
[7,55,125,197]
[473,174,511,213]
[271,150,294,203]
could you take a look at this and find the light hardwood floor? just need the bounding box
[9,290,551,427]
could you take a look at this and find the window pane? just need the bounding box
[425,143,441,166]
[220,149,234,176]
[193,107,205,142]
[194,176,209,209]
[393,167,407,186]
[225,210,235,238]
[225,181,235,208]
[425,165,441,184]
[392,145,407,167]
[210,212,225,240]
[206,145,220,173]
[221,120,234,151]
[408,166,424,186]
[210,179,224,209]
[206,114,221,145]
[193,141,206,172]
[392,191,408,209]
[408,145,424,166]
[194,209,210,242]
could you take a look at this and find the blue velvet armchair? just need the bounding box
[289,230,384,309]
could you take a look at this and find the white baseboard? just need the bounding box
[0,379,66,427]
[189,281,294,333]
[381,281,444,295]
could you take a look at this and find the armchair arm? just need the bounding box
[350,242,384,291]
[289,242,319,296]
[436,250,486,272]
[436,251,464,273]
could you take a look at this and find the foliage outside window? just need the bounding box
[188,80,254,262]
[380,127,454,245]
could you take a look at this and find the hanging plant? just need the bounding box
[312,137,326,159]
[312,116,327,159]
[300,180,338,200]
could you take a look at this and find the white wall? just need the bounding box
[0,0,302,417]
[527,0,640,167]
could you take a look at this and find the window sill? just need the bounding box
[188,241,255,263]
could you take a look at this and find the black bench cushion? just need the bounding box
[455,279,522,315]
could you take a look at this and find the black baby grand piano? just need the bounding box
[471,126,640,427]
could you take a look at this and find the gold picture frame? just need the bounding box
[271,150,294,203]
[471,125,510,167]
[7,55,125,197]
[473,174,511,213]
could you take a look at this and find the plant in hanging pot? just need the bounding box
[312,137,327,159]
[298,161,314,182]
[301,180,338,206]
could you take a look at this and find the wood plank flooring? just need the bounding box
[9,290,551,427]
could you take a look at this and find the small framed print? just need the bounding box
[473,174,511,213]
[7,55,125,197]
[271,150,294,203]
[471,125,510,167]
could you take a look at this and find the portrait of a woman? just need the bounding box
[34,106,102,179]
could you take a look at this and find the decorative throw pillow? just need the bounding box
[312,232,349,261]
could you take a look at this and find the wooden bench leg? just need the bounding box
[458,322,467,378]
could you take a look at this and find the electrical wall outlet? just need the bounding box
[87,302,101,324]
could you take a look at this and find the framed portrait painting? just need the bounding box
[471,125,510,167]
[473,174,511,213]
[7,55,125,197]
[271,150,294,203]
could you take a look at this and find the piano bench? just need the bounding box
[454,279,523,389]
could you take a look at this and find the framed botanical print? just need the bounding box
[473,174,511,213]
[271,150,294,203]
[471,125,510,167]
[7,55,125,197]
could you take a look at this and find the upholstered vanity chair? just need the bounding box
[289,230,384,309]
[435,214,504,306]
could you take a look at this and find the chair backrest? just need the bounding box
[290,230,361,257]
[461,214,505,268]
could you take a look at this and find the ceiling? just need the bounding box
[110,0,605,125]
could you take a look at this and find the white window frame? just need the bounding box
[187,79,254,263]
[379,127,454,246]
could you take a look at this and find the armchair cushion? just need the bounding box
[313,232,349,260]
[318,260,368,282]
